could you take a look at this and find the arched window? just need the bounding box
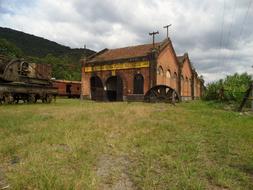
[133,74,144,94]
[185,77,189,86]
[166,70,171,78]
[157,66,164,76]
[181,75,184,94]
[185,77,189,95]
[173,72,177,80]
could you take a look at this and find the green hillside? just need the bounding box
[0,27,95,80]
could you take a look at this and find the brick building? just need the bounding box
[177,53,204,100]
[81,38,204,101]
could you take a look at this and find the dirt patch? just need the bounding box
[96,154,134,190]
[0,168,9,189]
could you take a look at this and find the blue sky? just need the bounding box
[0,0,253,82]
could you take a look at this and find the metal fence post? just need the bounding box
[251,83,253,111]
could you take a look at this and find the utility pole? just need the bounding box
[163,24,172,38]
[149,31,159,48]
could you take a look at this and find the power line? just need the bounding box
[222,0,237,65]
[238,0,253,39]
[227,0,253,65]
[218,0,226,65]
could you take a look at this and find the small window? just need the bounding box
[157,66,164,76]
[166,70,171,78]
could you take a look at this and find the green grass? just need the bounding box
[0,100,252,189]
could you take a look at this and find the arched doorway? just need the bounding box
[133,74,144,94]
[105,76,123,101]
[90,76,104,101]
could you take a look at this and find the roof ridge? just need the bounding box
[107,41,162,51]
[86,39,168,63]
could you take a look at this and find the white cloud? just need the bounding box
[0,0,253,82]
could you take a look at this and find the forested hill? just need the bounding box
[0,27,95,58]
[0,27,96,80]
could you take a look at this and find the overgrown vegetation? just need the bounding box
[27,54,83,80]
[0,100,252,189]
[0,38,23,58]
[0,27,95,80]
[204,73,252,106]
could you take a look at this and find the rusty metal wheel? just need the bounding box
[27,94,37,104]
[2,93,14,104]
[144,85,180,103]
[42,94,52,103]
[13,94,20,104]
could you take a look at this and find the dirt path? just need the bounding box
[0,168,9,190]
[95,154,134,190]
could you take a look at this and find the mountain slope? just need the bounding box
[0,27,95,58]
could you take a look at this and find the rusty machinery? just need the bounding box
[0,54,57,104]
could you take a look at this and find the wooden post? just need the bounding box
[149,31,159,48]
[251,82,253,111]
[163,24,172,38]
[251,66,253,111]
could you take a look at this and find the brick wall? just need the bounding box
[181,58,193,98]
[156,45,180,93]
[82,64,150,98]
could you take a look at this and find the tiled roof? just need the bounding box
[88,42,162,63]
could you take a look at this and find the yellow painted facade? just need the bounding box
[84,61,149,73]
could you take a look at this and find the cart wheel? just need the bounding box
[2,93,14,104]
[27,94,36,104]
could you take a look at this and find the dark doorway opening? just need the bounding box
[133,74,144,94]
[90,76,104,101]
[66,84,72,98]
[66,84,72,94]
[105,76,123,101]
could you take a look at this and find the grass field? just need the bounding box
[0,100,252,190]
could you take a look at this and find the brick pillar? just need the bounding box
[148,51,157,89]
[81,59,91,99]
[178,65,182,100]
[191,72,196,100]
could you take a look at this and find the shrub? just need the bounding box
[203,73,252,104]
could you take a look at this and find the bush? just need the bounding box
[203,73,252,104]
[0,38,23,58]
